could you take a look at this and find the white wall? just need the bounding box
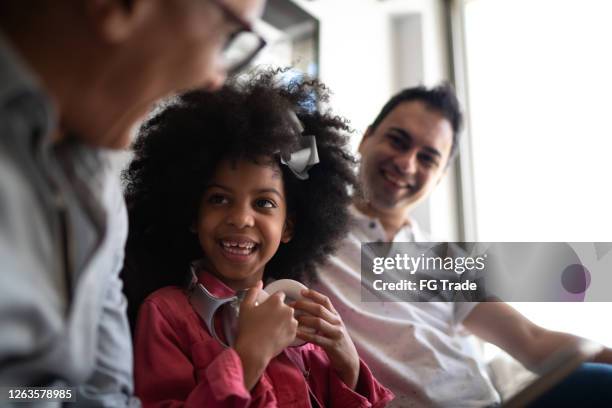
[293,0,393,146]
[456,0,612,347]
[293,0,450,145]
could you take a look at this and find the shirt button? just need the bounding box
[369,221,376,229]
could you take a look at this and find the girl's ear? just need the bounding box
[281,217,294,243]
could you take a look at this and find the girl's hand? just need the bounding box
[234,281,298,390]
[292,289,360,390]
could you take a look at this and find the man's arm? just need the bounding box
[77,167,139,407]
[77,268,140,407]
[463,302,612,369]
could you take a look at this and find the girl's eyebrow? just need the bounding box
[255,188,283,199]
[206,183,283,199]
[205,183,230,191]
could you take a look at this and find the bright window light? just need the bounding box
[463,0,612,346]
[464,0,612,242]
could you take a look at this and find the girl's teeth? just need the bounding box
[222,246,254,255]
[221,240,255,249]
[220,240,256,255]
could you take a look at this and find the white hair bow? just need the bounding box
[279,111,320,180]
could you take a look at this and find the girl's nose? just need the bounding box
[226,205,255,229]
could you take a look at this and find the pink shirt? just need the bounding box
[134,272,394,407]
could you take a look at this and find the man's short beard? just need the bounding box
[355,176,399,211]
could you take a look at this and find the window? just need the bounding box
[455,0,612,346]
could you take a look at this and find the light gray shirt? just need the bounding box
[0,34,138,407]
[314,205,499,407]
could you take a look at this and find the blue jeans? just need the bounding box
[529,363,612,407]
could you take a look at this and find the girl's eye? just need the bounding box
[255,198,277,209]
[207,194,229,205]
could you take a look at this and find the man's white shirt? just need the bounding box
[314,205,500,407]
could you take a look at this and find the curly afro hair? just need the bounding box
[122,68,357,325]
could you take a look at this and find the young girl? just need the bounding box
[122,69,394,407]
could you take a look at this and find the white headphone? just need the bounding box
[189,274,315,348]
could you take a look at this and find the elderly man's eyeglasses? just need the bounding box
[208,0,267,75]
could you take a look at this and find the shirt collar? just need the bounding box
[193,262,236,298]
[349,203,427,242]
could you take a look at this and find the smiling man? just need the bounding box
[354,86,457,241]
[0,0,265,406]
[315,85,471,407]
[315,85,612,407]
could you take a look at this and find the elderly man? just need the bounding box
[314,85,612,407]
[0,0,265,405]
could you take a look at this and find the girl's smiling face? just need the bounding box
[195,158,293,291]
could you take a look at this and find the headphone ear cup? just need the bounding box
[263,279,316,347]
[263,279,307,301]
[255,288,269,306]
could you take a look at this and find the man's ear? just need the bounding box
[281,217,294,243]
[84,0,151,43]
[358,126,374,155]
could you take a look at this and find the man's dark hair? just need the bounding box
[370,83,463,161]
[121,68,357,327]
